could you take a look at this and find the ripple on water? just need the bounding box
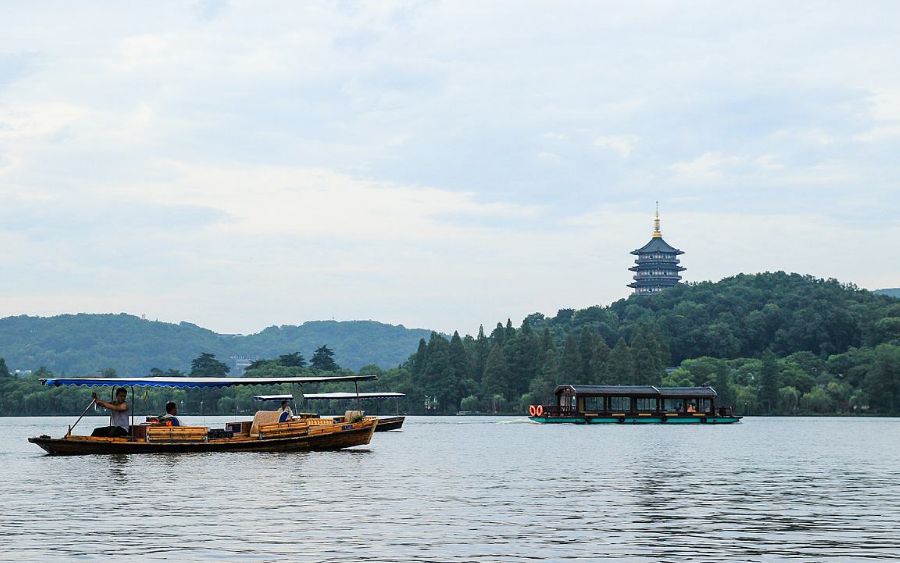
[1,416,899,561]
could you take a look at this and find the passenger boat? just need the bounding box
[303,392,406,431]
[28,375,379,455]
[528,385,742,424]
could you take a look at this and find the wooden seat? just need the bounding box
[257,420,310,439]
[146,426,208,443]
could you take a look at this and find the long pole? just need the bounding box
[130,386,135,441]
[67,398,96,437]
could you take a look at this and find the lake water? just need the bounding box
[1,415,899,562]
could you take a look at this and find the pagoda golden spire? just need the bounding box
[652,201,662,238]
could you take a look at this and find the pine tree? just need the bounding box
[607,339,635,384]
[529,347,560,402]
[0,357,10,378]
[190,352,230,376]
[590,338,611,384]
[447,331,472,411]
[482,344,511,400]
[579,327,595,383]
[310,345,339,372]
[472,325,489,383]
[631,327,664,385]
[490,322,506,348]
[421,333,451,412]
[505,318,516,342]
[758,350,780,413]
[559,333,583,383]
[278,352,306,368]
[412,338,428,377]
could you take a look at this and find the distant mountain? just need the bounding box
[0,314,432,375]
[875,288,900,298]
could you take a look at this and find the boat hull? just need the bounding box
[28,419,376,456]
[529,415,742,424]
[374,416,405,431]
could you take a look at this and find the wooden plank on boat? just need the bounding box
[146,426,209,443]
[257,420,310,439]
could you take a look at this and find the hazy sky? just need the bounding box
[1,1,898,335]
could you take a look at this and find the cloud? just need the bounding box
[0,2,898,334]
[593,134,639,158]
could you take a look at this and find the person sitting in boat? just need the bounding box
[277,399,294,422]
[90,387,130,437]
[158,401,182,426]
[686,402,697,413]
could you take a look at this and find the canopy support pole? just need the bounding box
[355,380,360,410]
[67,398,96,437]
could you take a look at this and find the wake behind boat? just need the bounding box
[28,375,379,455]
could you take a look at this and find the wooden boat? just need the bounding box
[302,392,406,431]
[528,385,742,424]
[28,375,379,455]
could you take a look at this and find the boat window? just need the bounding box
[663,399,684,412]
[698,399,711,412]
[609,396,630,411]
[585,396,603,411]
[636,398,657,411]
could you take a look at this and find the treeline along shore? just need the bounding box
[1,272,899,417]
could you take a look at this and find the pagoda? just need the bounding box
[628,204,685,294]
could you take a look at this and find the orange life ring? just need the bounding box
[535,405,544,417]
[528,405,536,416]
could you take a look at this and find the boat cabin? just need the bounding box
[554,385,721,415]
[530,384,740,424]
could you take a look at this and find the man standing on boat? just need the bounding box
[90,387,130,437]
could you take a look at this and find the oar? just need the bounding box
[66,398,96,437]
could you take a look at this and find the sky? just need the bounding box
[0,1,898,336]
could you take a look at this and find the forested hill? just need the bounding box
[527,272,898,364]
[0,315,432,374]
[392,272,900,416]
[875,288,900,298]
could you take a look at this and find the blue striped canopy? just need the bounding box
[303,392,405,400]
[40,375,377,388]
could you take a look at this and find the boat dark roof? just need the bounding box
[631,237,683,255]
[554,385,717,398]
[555,385,660,397]
[658,386,717,398]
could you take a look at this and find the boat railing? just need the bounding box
[541,405,579,417]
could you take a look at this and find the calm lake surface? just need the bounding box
[1,416,899,562]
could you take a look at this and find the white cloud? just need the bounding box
[593,134,640,158]
[0,2,898,334]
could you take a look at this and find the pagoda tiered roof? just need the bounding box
[631,236,683,255]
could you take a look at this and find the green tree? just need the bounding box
[446,331,472,412]
[472,325,489,383]
[190,352,230,376]
[278,352,306,368]
[757,350,780,413]
[310,345,339,372]
[558,333,583,383]
[607,339,635,385]
[631,328,664,385]
[0,358,11,378]
[589,338,611,384]
[411,339,428,377]
[482,344,511,400]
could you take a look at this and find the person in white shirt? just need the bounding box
[91,387,130,437]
